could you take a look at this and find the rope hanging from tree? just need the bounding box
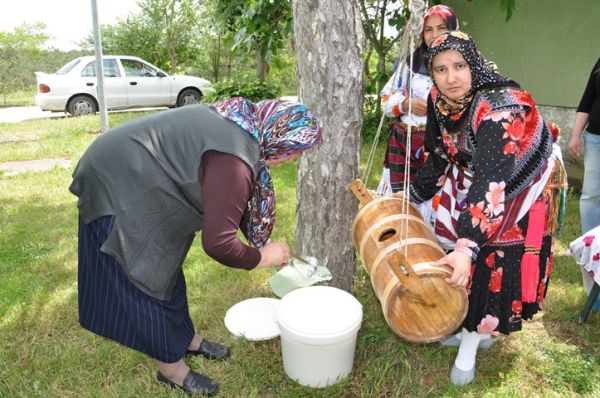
[361,0,427,187]
[360,0,428,259]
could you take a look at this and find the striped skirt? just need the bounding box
[384,121,426,193]
[78,215,195,363]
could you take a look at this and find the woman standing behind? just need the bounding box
[409,31,563,385]
[379,5,459,194]
[568,56,600,302]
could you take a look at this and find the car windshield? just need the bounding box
[56,58,82,75]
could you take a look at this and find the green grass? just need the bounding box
[1,112,599,397]
[1,88,37,107]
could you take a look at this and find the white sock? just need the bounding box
[454,332,490,341]
[454,328,481,371]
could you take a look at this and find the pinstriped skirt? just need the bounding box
[77,215,195,363]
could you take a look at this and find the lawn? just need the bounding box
[1,111,599,397]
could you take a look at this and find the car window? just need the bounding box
[121,59,158,77]
[79,59,122,78]
[56,58,81,75]
[81,62,96,77]
[103,59,121,77]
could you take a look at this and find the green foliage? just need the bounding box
[362,95,384,143]
[360,0,407,98]
[261,42,297,95]
[204,79,281,102]
[0,23,48,105]
[4,89,36,106]
[81,0,201,74]
[216,0,292,81]
[500,0,518,21]
[86,15,169,70]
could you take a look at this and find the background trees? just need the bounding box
[216,0,292,83]
[82,0,200,74]
[1,0,521,105]
[0,23,48,104]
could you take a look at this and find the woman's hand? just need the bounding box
[256,241,291,269]
[434,250,471,288]
[402,98,428,117]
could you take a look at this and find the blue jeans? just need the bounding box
[580,131,600,308]
[580,131,600,234]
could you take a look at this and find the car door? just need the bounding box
[120,58,172,107]
[80,58,128,108]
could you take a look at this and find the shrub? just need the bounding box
[204,79,281,103]
[362,95,385,143]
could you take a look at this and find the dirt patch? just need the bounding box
[0,133,39,144]
[0,158,71,176]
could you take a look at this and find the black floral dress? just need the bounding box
[410,86,559,335]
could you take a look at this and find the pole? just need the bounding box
[91,0,109,132]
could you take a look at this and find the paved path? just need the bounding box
[0,106,66,123]
[0,98,300,124]
[0,158,72,176]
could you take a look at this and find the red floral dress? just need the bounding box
[410,86,556,335]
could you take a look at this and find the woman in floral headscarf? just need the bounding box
[70,97,321,395]
[408,31,564,385]
[379,5,460,196]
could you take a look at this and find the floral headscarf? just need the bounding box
[408,5,460,75]
[426,31,512,131]
[421,5,460,42]
[211,97,322,247]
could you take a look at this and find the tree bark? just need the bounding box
[292,0,365,292]
[256,49,268,82]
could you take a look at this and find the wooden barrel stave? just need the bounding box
[353,195,468,343]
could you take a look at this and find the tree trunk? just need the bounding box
[292,0,365,293]
[256,49,268,82]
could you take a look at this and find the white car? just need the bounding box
[35,55,215,116]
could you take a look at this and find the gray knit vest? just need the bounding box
[70,105,260,300]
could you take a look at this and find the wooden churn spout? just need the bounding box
[350,179,468,343]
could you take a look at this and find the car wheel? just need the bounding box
[67,95,98,116]
[177,88,202,107]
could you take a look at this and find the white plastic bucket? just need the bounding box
[275,285,363,388]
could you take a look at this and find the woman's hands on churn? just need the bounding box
[256,241,291,269]
[434,250,471,288]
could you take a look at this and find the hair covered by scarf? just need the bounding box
[211,97,322,247]
[422,5,459,40]
[407,5,460,75]
[426,31,512,131]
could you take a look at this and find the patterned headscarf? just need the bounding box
[211,97,322,247]
[426,31,511,131]
[422,5,460,41]
[409,5,460,75]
